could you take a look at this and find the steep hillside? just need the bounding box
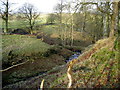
[50,37,120,88]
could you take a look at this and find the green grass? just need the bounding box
[0,19,43,29]
[40,25,59,35]
[0,19,29,29]
[8,20,29,29]
[9,20,43,29]
[2,35,53,63]
[0,14,48,29]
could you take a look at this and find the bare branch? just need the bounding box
[80,2,112,16]
[18,3,40,34]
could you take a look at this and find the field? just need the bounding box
[0,14,48,30]
[2,35,51,56]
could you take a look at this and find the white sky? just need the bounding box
[9,0,59,13]
[2,0,117,13]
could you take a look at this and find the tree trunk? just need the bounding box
[30,25,33,34]
[71,14,74,46]
[2,20,5,33]
[29,19,33,34]
[103,2,110,38]
[82,12,86,33]
[5,0,9,33]
[103,14,109,38]
[5,18,8,33]
[109,2,119,37]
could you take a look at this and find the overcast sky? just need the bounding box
[8,0,58,13]
[1,0,114,13]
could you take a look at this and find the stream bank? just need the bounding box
[3,49,82,89]
[2,45,82,87]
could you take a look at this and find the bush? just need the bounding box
[11,29,29,35]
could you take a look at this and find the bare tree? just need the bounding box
[66,1,82,46]
[54,0,66,45]
[19,3,40,34]
[0,0,11,33]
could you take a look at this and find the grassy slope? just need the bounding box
[51,37,120,88]
[2,35,52,66]
[2,35,51,55]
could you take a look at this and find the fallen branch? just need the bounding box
[0,60,29,72]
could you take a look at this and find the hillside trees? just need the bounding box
[53,0,119,46]
[80,1,119,37]
[74,1,119,42]
[54,0,66,45]
[19,3,40,34]
[64,1,74,46]
[73,2,103,43]
[95,1,119,37]
[54,0,80,46]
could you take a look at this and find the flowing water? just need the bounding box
[65,51,81,63]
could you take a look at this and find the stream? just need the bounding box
[38,51,81,89]
[3,51,82,88]
[65,51,81,63]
